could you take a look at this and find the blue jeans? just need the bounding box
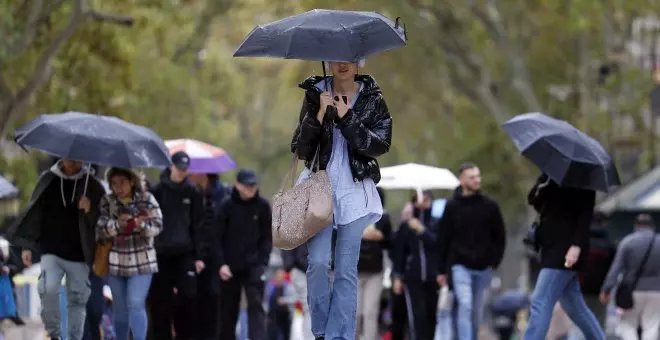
[452,265,492,340]
[306,216,371,339]
[524,269,604,340]
[107,275,152,340]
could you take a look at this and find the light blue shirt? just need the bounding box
[296,77,383,227]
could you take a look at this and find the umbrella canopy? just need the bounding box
[165,139,236,174]
[0,175,18,199]
[15,112,171,169]
[234,9,406,62]
[502,112,621,192]
[378,163,460,197]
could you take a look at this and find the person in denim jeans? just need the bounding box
[291,60,392,339]
[523,173,604,340]
[9,159,106,340]
[437,163,507,340]
[96,168,163,340]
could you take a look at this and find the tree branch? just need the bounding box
[89,10,134,26]
[172,0,232,64]
[9,0,45,60]
[470,2,542,112]
[0,0,86,138]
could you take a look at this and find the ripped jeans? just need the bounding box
[39,254,91,340]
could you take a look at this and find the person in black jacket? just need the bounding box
[523,173,605,340]
[357,187,392,340]
[215,169,272,340]
[148,151,204,340]
[393,190,439,340]
[188,173,230,340]
[436,163,506,340]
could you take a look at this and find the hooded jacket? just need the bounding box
[214,188,272,271]
[437,187,507,274]
[150,169,204,258]
[8,161,106,265]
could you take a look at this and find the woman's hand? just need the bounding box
[564,245,581,268]
[317,92,333,123]
[333,96,350,118]
[136,215,150,228]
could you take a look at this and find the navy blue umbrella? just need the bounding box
[15,112,171,169]
[0,175,18,199]
[502,112,621,192]
[234,9,406,62]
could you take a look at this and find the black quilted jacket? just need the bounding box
[290,75,393,183]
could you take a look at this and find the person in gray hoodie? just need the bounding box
[600,213,660,340]
[8,159,106,340]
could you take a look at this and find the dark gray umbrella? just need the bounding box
[0,175,18,199]
[502,112,621,192]
[233,9,406,62]
[15,112,171,169]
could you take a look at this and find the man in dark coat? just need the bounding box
[148,151,204,340]
[437,163,507,340]
[215,169,272,340]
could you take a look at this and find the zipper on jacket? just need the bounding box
[362,181,368,208]
[419,240,427,281]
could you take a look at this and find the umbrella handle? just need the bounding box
[416,187,423,203]
[83,166,90,196]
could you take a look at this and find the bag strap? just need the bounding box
[632,234,656,289]
[279,146,320,193]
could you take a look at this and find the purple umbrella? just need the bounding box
[165,139,236,174]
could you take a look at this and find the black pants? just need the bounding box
[267,312,291,340]
[148,254,197,340]
[218,267,266,340]
[404,281,439,340]
[83,271,104,340]
[391,291,408,340]
[496,327,514,340]
[195,264,219,340]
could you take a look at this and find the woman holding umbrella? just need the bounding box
[501,113,619,340]
[524,174,605,340]
[291,60,392,339]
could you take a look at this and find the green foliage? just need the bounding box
[2,0,660,227]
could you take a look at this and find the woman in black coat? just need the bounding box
[523,173,605,340]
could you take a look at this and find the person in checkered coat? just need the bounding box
[96,168,163,340]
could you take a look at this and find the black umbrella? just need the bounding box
[502,112,621,192]
[15,112,171,169]
[233,9,406,62]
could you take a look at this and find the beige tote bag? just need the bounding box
[271,148,333,250]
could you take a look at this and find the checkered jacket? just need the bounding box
[96,191,163,277]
